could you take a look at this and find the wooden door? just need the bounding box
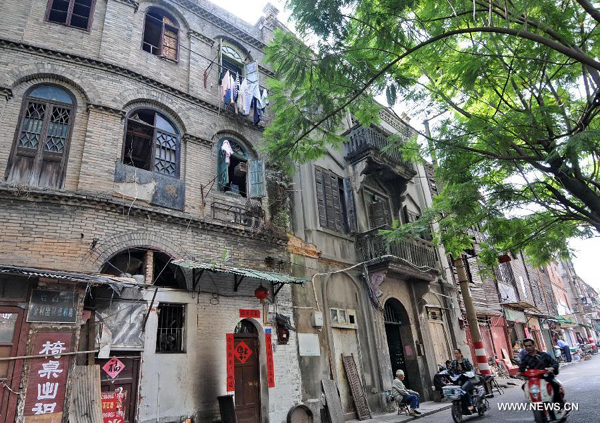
[234,334,260,423]
[385,323,408,386]
[0,307,26,423]
[98,355,140,423]
[429,321,451,368]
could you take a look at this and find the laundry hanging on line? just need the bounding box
[220,70,269,125]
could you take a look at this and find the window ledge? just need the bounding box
[114,162,185,211]
[45,20,91,33]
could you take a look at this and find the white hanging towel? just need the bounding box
[221,70,231,101]
[221,139,234,165]
[237,78,247,114]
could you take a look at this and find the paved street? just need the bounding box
[413,356,600,423]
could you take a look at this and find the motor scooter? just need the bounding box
[522,369,567,423]
[441,370,489,422]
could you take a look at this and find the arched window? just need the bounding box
[235,319,258,334]
[217,137,264,198]
[220,43,245,79]
[123,109,180,178]
[5,84,75,189]
[142,8,179,61]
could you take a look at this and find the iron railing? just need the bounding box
[356,227,439,270]
[344,126,412,168]
[211,200,265,228]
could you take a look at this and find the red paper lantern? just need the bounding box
[498,254,511,263]
[254,285,269,300]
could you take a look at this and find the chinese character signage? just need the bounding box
[24,332,72,418]
[226,334,235,392]
[234,341,253,364]
[101,390,126,423]
[102,357,126,379]
[27,290,78,324]
[239,309,260,319]
[265,333,275,388]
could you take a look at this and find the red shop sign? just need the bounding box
[226,334,235,392]
[239,309,260,319]
[101,390,126,423]
[24,332,72,417]
[265,333,275,388]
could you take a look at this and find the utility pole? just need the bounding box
[454,255,491,375]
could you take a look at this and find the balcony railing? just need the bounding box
[344,126,411,168]
[356,227,439,270]
[212,200,264,228]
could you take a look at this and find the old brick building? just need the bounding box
[0,1,304,422]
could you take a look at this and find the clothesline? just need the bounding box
[144,12,270,93]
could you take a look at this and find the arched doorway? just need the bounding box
[384,299,411,386]
[234,319,261,423]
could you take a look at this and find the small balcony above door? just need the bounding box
[344,126,416,181]
[356,226,440,282]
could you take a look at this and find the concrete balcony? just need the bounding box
[356,227,440,281]
[344,126,415,180]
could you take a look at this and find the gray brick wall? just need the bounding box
[0,1,300,421]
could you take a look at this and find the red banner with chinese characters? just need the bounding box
[101,391,125,423]
[226,334,235,391]
[265,333,275,388]
[24,331,72,417]
[239,309,260,319]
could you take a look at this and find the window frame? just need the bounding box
[155,303,186,354]
[219,42,246,80]
[141,8,180,62]
[122,108,181,179]
[5,84,76,189]
[363,188,391,230]
[315,166,353,234]
[216,137,265,198]
[45,0,96,32]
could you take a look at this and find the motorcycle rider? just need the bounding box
[519,338,566,411]
[449,349,476,413]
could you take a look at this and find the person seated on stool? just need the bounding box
[392,369,421,416]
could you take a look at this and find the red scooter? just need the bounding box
[522,369,567,423]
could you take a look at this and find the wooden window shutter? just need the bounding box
[370,200,390,229]
[314,167,327,228]
[7,100,72,189]
[330,174,343,232]
[343,178,357,234]
[248,159,265,198]
[323,171,336,230]
[38,104,71,188]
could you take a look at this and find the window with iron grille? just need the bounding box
[123,109,180,178]
[156,304,185,353]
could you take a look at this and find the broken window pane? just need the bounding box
[123,109,180,177]
[143,8,179,60]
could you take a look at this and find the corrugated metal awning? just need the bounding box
[172,259,308,284]
[503,301,542,314]
[0,264,150,290]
